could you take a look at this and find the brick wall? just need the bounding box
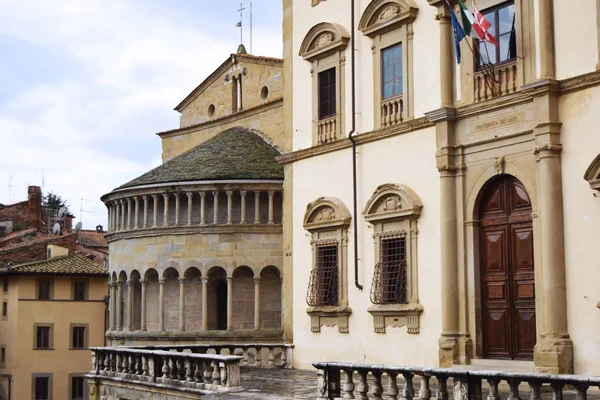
[0,186,43,231]
[0,234,78,266]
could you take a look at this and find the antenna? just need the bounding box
[238,2,245,45]
[6,175,14,204]
[79,198,94,226]
[35,168,48,195]
[250,2,253,54]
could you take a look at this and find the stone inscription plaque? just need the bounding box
[471,111,526,134]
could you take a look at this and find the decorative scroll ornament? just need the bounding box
[358,0,419,38]
[379,5,401,21]
[312,32,334,50]
[299,23,350,62]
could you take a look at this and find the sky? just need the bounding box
[0,0,283,230]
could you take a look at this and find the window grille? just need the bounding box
[371,236,408,304]
[306,244,339,306]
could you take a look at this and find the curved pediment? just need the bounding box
[584,154,600,191]
[299,22,350,62]
[358,0,419,38]
[362,183,423,222]
[303,197,351,230]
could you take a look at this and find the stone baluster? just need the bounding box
[197,191,206,225]
[388,372,399,400]
[357,370,369,400]
[508,380,522,400]
[226,190,233,224]
[226,276,233,330]
[174,193,180,226]
[403,373,414,400]
[240,191,247,224]
[213,191,219,224]
[419,375,431,400]
[212,362,221,386]
[162,194,169,227]
[255,347,262,367]
[254,276,261,330]
[529,382,542,400]
[487,379,500,400]
[179,277,186,331]
[437,376,449,400]
[140,279,147,331]
[268,190,275,224]
[126,198,132,230]
[152,195,158,228]
[142,195,148,228]
[116,279,124,330]
[201,277,208,330]
[133,196,139,229]
[126,279,134,331]
[342,369,355,399]
[254,190,261,224]
[186,192,193,226]
[158,278,165,331]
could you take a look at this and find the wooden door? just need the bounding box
[479,175,536,360]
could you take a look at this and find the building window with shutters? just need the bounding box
[32,374,52,400]
[34,324,54,350]
[71,325,87,349]
[72,280,87,301]
[70,375,85,400]
[318,68,336,120]
[303,197,352,333]
[36,279,53,300]
[363,183,424,334]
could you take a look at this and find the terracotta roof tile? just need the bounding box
[78,230,108,248]
[0,228,38,244]
[0,253,108,276]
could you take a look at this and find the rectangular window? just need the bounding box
[72,327,86,349]
[35,376,50,400]
[73,281,86,301]
[318,68,336,119]
[36,326,50,349]
[477,2,516,68]
[2,301,6,318]
[371,236,407,304]
[2,279,7,293]
[1,345,5,367]
[37,280,52,300]
[71,376,85,400]
[307,244,338,306]
[381,43,403,99]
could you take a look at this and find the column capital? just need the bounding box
[201,277,209,285]
[534,143,563,160]
[158,278,165,285]
[254,190,261,195]
[253,276,261,284]
[142,195,148,201]
[162,193,169,200]
[268,190,275,197]
[126,279,134,287]
[116,279,124,286]
[134,195,139,202]
[199,191,206,198]
[226,190,233,196]
[127,197,132,204]
[139,279,147,285]
[226,276,233,282]
[178,277,186,284]
[212,191,220,197]
[152,194,158,200]
[240,190,247,196]
[186,192,193,199]
[174,192,180,199]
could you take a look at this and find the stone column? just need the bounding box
[254,277,261,330]
[140,279,147,331]
[126,198,132,230]
[179,277,186,331]
[108,282,116,330]
[186,192,193,226]
[226,276,233,331]
[152,195,159,228]
[439,5,453,107]
[226,191,233,225]
[201,277,208,330]
[538,0,556,79]
[162,194,169,227]
[174,193,180,226]
[116,280,123,331]
[254,191,261,224]
[142,196,149,228]
[133,196,139,230]
[199,192,206,225]
[240,191,247,224]
[268,191,275,224]
[126,279,134,331]
[107,205,111,232]
[213,191,219,224]
[119,200,124,231]
[158,278,165,331]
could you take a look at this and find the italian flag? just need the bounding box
[457,0,498,46]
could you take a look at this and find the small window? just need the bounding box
[71,376,85,400]
[381,43,403,100]
[1,301,6,318]
[36,326,50,349]
[371,237,407,304]
[34,376,50,400]
[1,345,6,367]
[73,281,86,301]
[2,279,7,293]
[72,327,86,349]
[318,68,336,119]
[261,86,269,100]
[477,2,516,68]
[37,280,52,300]
[208,104,215,117]
[307,244,338,306]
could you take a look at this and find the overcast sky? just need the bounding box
[0,0,282,229]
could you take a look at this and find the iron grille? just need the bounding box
[370,236,408,304]
[306,244,339,306]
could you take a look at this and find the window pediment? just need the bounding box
[362,183,423,223]
[358,0,419,38]
[299,23,350,62]
[304,197,351,231]
[584,154,600,192]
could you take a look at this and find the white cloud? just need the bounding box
[0,0,283,229]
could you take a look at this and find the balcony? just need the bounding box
[381,95,404,128]
[317,115,338,144]
[474,61,518,102]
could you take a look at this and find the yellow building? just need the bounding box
[0,244,108,400]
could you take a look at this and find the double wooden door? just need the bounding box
[479,175,536,360]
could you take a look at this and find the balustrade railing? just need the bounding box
[89,347,242,392]
[313,361,600,400]
[129,343,293,369]
[318,115,338,144]
[381,96,403,128]
[474,61,518,102]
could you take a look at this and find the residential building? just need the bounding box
[0,244,108,400]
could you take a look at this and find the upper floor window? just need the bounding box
[34,376,50,400]
[37,280,53,300]
[2,301,7,319]
[318,68,336,120]
[71,326,86,349]
[307,243,339,306]
[373,235,407,304]
[2,279,7,293]
[35,325,52,349]
[71,376,85,400]
[382,43,403,100]
[73,280,87,301]
[477,2,516,68]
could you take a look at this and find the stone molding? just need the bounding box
[358,0,418,38]
[299,22,349,62]
[311,0,326,6]
[584,153,600,193]
[362,183,423,223]
[306,305,352,333]
[367,303,423,333]
[303,197,351,231]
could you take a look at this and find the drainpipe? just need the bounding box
[349,0,363,291]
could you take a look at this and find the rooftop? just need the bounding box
[0,252,108,276]
[79,229,108,249]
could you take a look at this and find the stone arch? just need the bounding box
[260,266,282,330]
[303,196,351,230]
[358,0,418,38]
[362,183,423,222]
[207,266,228,330]
[299,22,349,62]
[129,270,142,330]
[584,153,600,193]
[184,266,203,331]
[111,271,117,282]
[117,271,128,330]
[204,260,232,278]
[162,267,180,331]
[159,261,181,278]
[232,266,255,330]
[144,268,160,331]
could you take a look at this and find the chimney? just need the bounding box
[96,224,103,233]
[64,215,73,232]
[28,186,42,229]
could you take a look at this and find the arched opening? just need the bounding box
[260,266,282,330]
[232,76,239,113]
[118,271,128,329]
[207,267,227,330]
[163,267,180,331]
[232,266,255,330]
[144,269,159,331]
[476,174,536,360]
[184,267,202,331]
[129,270,142,330]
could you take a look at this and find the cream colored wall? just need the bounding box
[0,276,19,397]
[559,85,600,375]
[291,127,441,369]
[1,275,107,400]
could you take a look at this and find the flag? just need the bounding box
[457,0,474,37]
[472,1,499,46]
[450,5,466,64]
[235,21,242,27]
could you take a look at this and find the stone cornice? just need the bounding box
[425,107,456,123]
[559,69,600,95]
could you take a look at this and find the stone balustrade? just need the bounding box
[313,361,600,399]
[103,184,283,235]
[474,60,518,102]
[381,95,403,128]
[129,343,294,369]
[89,346,243,393]
[318,115,338,144]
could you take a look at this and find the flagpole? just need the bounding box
[250,2,253,54]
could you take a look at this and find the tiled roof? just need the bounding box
[0,253,108,276]
[235,53,282,63]
[117,127,283,190]
[78,230,108,248]
[0,228,37,245]
[0,231,73,253]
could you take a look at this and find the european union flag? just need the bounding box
[450,7,466,64]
